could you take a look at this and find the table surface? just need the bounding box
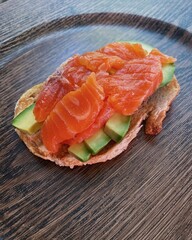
[1,1,192,239]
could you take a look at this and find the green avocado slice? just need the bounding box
[12,103,42,134]
[84,128,111,155]
[160,63,175,87]
[67,113,131,160]
[104,113,131,142]
[68,142,91,162]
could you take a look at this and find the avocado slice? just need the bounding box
[104,113,131,142]
[122,41,175,86]
[84,129,111,154]
[12,103,42,134]
[160,63,175,87]
[68,142,91,162]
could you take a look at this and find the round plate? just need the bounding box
[1,13,192,239]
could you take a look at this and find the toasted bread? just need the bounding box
[14,76,180,168]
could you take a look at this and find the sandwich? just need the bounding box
[12,41,180,168]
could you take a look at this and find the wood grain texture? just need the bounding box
[0,1,192,239]
[0,0,192,45]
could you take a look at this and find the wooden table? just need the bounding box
[1,1,192,239]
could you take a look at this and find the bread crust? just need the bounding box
[14,75,180,168]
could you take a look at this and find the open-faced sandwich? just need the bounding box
[12,41,180,168]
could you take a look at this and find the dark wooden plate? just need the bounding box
[1,13,192,239]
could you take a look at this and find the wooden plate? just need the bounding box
[1,13,192,239]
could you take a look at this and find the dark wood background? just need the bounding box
[1,1,192,239]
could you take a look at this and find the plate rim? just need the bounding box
[1,12,192,51]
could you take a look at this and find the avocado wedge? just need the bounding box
[85,128,111,154]
[104,113,131,142]
[12,103,42,134]
[68,142,91,162]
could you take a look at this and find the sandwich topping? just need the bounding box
[13,42,176,161]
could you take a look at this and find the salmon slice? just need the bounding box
[99,56,162,115]
[65,101,114,145]
[41,73,105,152]
[150,48,176,64]
[61,56,91,86]
[34,76,74,122]
[107,81,152,115]
[102,78,152,115]
[77,52,124,72]
[40,119,61,153]
[99,42,147,60]
[115,56,163,95]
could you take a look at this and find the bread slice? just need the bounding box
[14,74,180,168]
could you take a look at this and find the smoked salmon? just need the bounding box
[65,101,114,145]
[150,48,176,64]
[77,52,124,72]
[99,42,147,60]
[32,42,177,152]
[34,76,74,122]
[41,73,105,152]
